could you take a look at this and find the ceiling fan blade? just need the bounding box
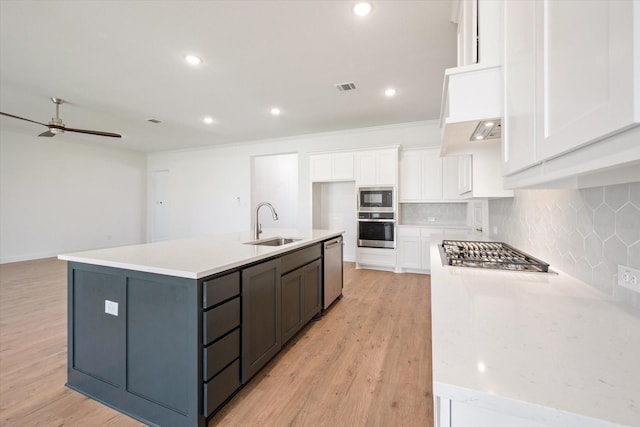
[64,127,122,138]
[38,130,55,137]
[0,111,48,127]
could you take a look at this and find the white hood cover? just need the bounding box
[440,63,503,155]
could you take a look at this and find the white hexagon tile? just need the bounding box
[489,183,640,311]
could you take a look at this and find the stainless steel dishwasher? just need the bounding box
[322,236,343,310]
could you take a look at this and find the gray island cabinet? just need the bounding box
[61,229,343,427]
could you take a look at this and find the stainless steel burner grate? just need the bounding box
[440,240,550,272]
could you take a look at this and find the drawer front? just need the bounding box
[203,297,240,345]
[281,244,321,275]
[203,329,240,381]
[203,359,241,417]
[203,272,240,309]
[397,227,421,237]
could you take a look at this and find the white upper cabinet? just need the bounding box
[537,0,639,161]
[399,150,422,200]
[355,148,398,186]
[399,149,443,201]
[453,0,503,67]
[503,0,536,175]
[457,154,473,196]
[309,152,354,182]
[399,149,465,202]
[462,145,513,198]
[503,0,640,185]
[442,156,462,200]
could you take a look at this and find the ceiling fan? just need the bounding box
[0,97,122,138]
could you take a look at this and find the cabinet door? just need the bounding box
[458,155,473,195]
[332,152,354,180]
[442,156,460,200]
[280,269,303,344]
[242,259,281,382]
[355,151,377,185]
[301,259,322,323]
[310,154,332,181]
[421,237,431,271]
[503,0,537,175]
[536,0,638,161]
[399,150,422,201]
[375,149,397,186]
[398,236,422,269]
[280,259,321,344]
[421,150,443,200]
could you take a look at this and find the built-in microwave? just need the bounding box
[357,187,395,212]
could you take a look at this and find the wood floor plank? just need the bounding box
[0,258,433,426]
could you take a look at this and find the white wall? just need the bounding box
[147,120,440,240]
[0,120,438,263]
[0,129,146,263]
[252,153,299,230]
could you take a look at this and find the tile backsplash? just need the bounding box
[400,203,468,226]
[489,183,640,311]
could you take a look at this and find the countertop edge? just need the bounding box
[433,382,624,427]
[58,229,344,279]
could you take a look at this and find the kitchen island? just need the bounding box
[59,228,343,427]
[429,235,640,427]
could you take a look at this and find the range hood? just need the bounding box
[440,63,503,156]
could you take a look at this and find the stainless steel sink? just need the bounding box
[244,237,302,246]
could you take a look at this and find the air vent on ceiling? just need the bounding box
[147,119,161,124]
[336,82,357,92]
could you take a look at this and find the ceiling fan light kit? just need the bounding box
[0,97,122,139]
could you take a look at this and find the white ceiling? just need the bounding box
[0,0,456,152]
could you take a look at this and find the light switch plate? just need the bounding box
[617,265,640,294]
[105,300,119,316]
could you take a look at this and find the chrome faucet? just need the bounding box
[254,202,279,239]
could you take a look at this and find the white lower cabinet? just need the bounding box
[355,247,397,270]
[436,397,549,427]
[397,227,431,273]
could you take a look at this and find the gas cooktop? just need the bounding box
[440,240,550,273]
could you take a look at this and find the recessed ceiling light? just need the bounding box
[203,116,214,124]
[271,107,281,116]
[385,88,397,97]
[353,2,372,16]
[185,55,202,66]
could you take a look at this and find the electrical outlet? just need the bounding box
[617,265,640,294]
[105,300,119,316]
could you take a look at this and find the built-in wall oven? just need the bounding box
[357,211,396,249]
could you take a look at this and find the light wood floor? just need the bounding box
[0,259,432,426]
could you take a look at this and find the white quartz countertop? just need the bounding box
[429,234,640,427]
[58,229,343,279]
